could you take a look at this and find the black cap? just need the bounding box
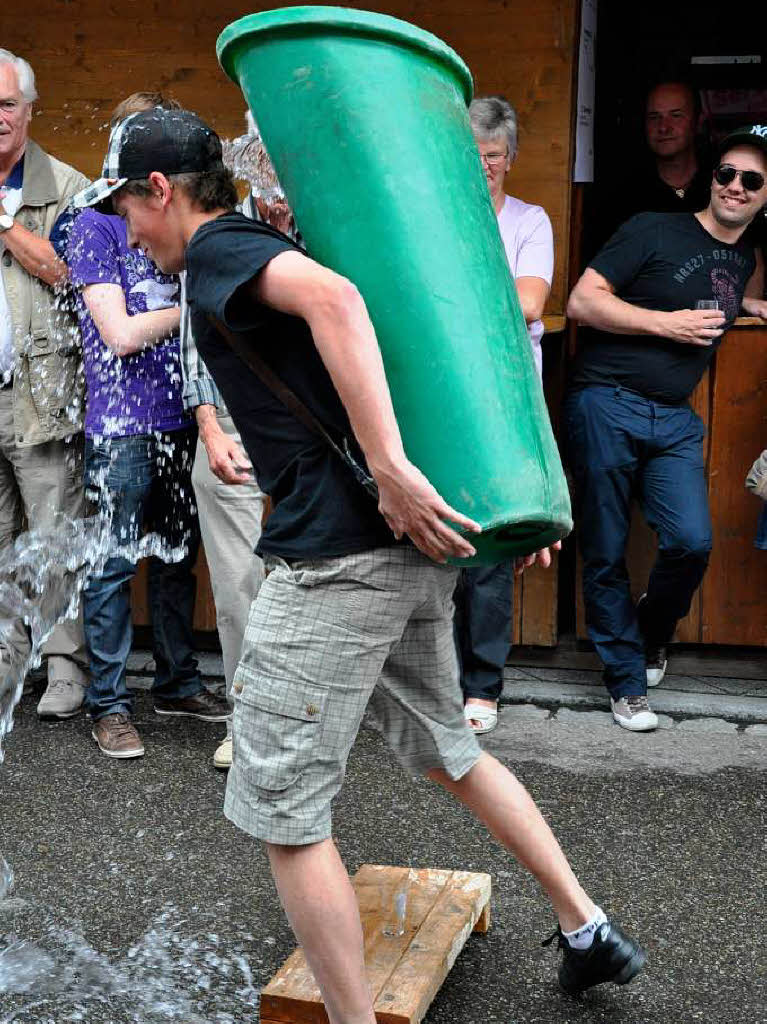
[73,108,225,208]
[716,124,767,161]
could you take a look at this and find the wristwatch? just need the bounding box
[0,213,13,233]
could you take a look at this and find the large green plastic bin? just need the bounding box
[217,6,572,564]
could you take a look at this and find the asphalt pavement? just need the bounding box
[0,654,765,1024]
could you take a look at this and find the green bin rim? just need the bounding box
[216,6,473,105]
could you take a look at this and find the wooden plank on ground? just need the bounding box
[373,870,492,1024]
[259,865,491,1024]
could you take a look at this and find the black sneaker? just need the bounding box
[154,688,231,721]
[542,919,647,996]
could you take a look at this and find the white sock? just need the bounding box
[562,906,607,950]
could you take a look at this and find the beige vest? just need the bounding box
[1,140,89,446]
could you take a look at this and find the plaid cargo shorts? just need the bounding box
[223,545,481,845]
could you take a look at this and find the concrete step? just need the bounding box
[501,674,767,725]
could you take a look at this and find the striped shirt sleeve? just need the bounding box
[179,271,223,412]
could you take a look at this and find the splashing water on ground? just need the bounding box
[0,488,234,1021]
[0,867,259,1023]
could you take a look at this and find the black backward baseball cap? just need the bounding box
[73,107,225,209]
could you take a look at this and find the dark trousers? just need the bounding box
[563,385,712,700]
[83,427,203,720]
[454,563,514,702]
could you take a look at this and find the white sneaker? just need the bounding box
[213,735,233,769]
[645,648,668,688]
[636,594,669,687]
[37,679,86,719]
[610,695,658,732]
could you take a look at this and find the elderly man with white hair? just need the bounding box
[0,50,89,716]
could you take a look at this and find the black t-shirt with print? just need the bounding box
[185,212,395,560]
[572,212,756,404]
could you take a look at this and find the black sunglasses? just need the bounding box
[714,164,765,192]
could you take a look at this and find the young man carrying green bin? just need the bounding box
[75,107,647,1013]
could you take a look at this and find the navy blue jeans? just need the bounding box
[454,563,514,702]
[563,386,712,699]
[83,427,203,720]
[755,505,767,550]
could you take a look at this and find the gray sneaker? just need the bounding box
[92,713,144,759]
[610,695,658,732]
[37,679,86,719]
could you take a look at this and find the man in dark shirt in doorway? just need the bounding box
[75,108,649,1013]
[637,81,712,213]
[566,125,767,732]
[597,80,712,248]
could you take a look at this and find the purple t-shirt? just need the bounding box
[67,210,188,438]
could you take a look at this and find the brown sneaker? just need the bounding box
[92,713,145,759]
[154,688,231,722]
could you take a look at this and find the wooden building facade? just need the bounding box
[10,1,767,649]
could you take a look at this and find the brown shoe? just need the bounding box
[154,688,231,722]
[92,713,145,759]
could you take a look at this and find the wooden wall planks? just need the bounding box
[10,0,579,637]
[13,0,578,312]
[701,328,767,646]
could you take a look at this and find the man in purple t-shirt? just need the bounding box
[67,202,230,759]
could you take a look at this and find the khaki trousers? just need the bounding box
[191,411,265,731]
[0,388,87,683]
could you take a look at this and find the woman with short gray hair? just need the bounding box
[456,95,555,736]
[469,94,518,163]
[469,94,553,374]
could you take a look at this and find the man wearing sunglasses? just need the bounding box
[565,125,767,732]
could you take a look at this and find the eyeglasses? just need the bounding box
[480,150,509,167]
[714,164,765,192]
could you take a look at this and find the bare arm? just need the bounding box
[516,276,550,324]
[82,282,180,357]
[195,403,253,485]
[1,219,68,288]
[249,250,481,562]
[567,267,725,346]
[742,249,767,319]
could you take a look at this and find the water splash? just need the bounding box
[0,514,111,761]
[0,902,259,1023]
[0,864,12,905]
[0,475,194,762]
[0,509,260,1022]
[221,132,284,202]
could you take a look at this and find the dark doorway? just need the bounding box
[581,0,766,263]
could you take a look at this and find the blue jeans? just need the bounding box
[563,386,712,699]
[454,563,514,702]
[83,427,203,720]
[755,505,767,550]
